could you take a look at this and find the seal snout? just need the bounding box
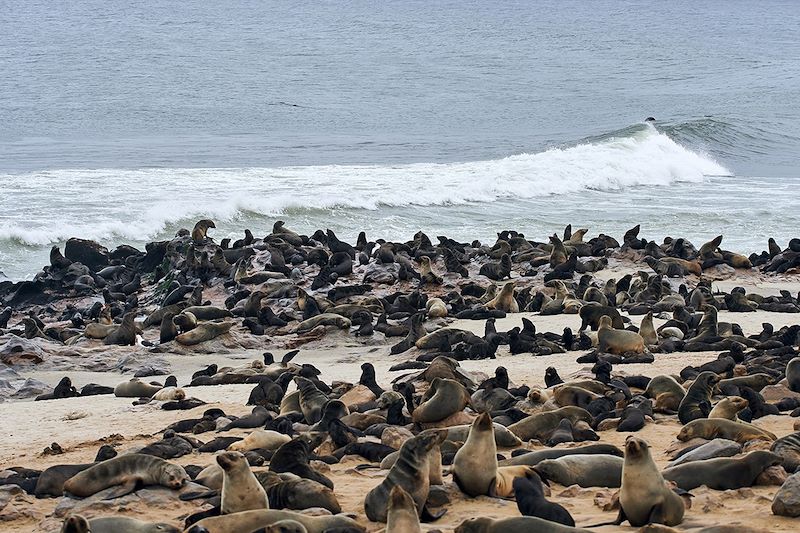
[476,411,493,430]
[625,435,646,457]
[216,451,241,471]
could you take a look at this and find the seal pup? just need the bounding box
[708,396,748,420]
[386,485,422,533]
[217,451,269,513]
[611,436,684,527]
[514,471,575,526]
[678,371,720,424]
[63,454,188,498]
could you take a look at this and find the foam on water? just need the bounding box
[0,125,728,250]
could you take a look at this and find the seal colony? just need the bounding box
[1,220,800,531]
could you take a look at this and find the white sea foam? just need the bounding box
[0,126,729,249]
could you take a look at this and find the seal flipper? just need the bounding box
[587,507,627,527]
[179,489,219,501]
[646,503,667,525]
[184,505,221,527]
[102,478,139,499]
[282,349,300,364]
[420,505,447,522]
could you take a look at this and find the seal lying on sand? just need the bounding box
[63,454,188,498]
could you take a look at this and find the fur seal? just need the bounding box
[639,312,658,346]
[294,376,329,424]
[386,485,421,533]
[455,516,592,532]
[499,443,623,466]
[175,320,233,345]
[261,520,308,533]
[187,510,363,533]
[160,311,179,343]
[598,315,645,354]
[364,430,445,522]
[677,418,777,443]
[708,396,748,420]
[411,377,470,424]
[452,412,497,497]
[192,219,216,243]
[270,438,333,489]
[102,311,137,346]
[678,371,720,424]
[507,406,592,441]
[172,311,197,333]
[114,378,162,398]
[645,375,686,413]
[151,387,185,402]
[229,430,292,452]
[786,357,800,393]
[60,515,180,533]
[217,451,269,513]
[63,454,188,498]
[662,450,783,490]
[771,431,800,472]
[514,471,574,526]
[486,281,519,313]
[615,436,684,527]
[534,454,623,488]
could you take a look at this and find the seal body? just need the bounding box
[63,454,188,498]
[364,431,444,522]
[218,451,269,513]
[619,436,684,527]
[452,412,497,497]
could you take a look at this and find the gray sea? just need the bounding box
[2,0,799,280]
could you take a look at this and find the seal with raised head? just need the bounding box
[514,471,575,526]
[613,436,684,527]
[63,454,188,498]
[787,357,800,393]
[486,281,519,313]
[364,430,446,523]
[708,396,748,420]
[217,451,268,513]
[678,371,720,424]
[103,311,137,346]
[452,412,497,497]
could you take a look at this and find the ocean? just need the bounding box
[2,0,799,280]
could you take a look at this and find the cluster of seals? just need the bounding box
[1,221,800,531]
